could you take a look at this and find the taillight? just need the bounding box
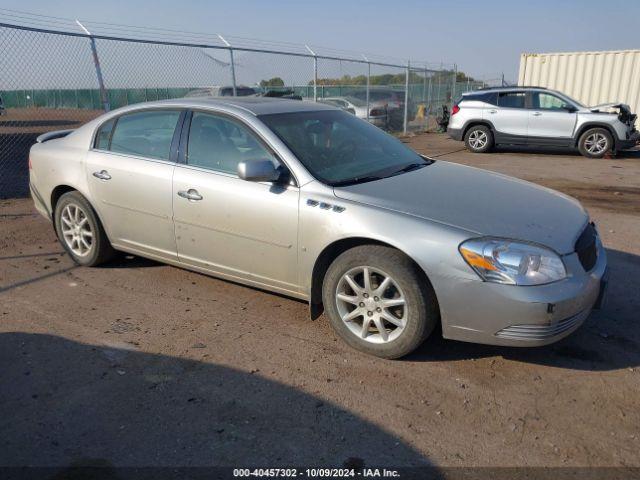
[451,105,460,115]
[370,108,384,116]
[28,155,32,170]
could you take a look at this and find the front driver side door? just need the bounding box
[172,110,300,295]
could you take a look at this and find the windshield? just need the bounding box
[553,90,585,108]
[259,110,431,186]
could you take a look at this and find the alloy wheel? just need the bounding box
[584,132,608,155]
[335,266,407,344]
[60,203,94,257]
[468,129,488,150]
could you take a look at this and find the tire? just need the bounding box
[322,245,439,359]
[54,191,115,266]
[578,127,613,158]
[464,125,494,153]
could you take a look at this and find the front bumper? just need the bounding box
[616,130,640,150]
[447,126,463,141]
[438,237,608,347]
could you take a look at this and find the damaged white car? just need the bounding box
[448,86,639,158]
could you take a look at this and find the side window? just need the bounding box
[94,118,115,150]
[533,92,572,111]
[109,110,181,161]
[186,112,278,175]
[497,92,526,108]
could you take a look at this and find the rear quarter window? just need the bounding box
[460,92,497,106]
[497,92,526,108]
[108,110,181,161]
[94,118,115,150]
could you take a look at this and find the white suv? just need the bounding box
[447,87,638,158]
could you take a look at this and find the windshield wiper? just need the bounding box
[390,162,429,176]
[331,159,434,187]
[331,175,385,187]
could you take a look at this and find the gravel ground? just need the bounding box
[1,133,639,469]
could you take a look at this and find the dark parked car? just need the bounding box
[348,89,415,129]
[185,86,257,97]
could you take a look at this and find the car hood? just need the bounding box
[588,102,631,113]
[333,161,588,254]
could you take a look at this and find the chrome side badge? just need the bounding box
[306,199,345,212]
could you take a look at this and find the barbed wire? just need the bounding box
[0,7,455,69]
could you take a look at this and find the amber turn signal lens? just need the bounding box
[459,247,498,271]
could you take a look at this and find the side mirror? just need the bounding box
[237,159,280,182]
[564,105,577,113]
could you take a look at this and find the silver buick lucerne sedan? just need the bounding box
[29,97,608,358]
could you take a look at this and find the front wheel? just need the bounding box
[464,125,494,153]
[322,245,439,359]
[578,128,613,158]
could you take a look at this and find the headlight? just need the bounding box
[459,238,566,286]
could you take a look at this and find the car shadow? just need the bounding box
[100,254,162,269]
[0,332,432,469]
[407,248,640,371]
[492,144,640,158]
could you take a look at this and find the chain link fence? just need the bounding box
[0,20,464,198]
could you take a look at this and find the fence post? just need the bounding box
[218,35,237,96]
[305,46,318,102]
[427,72,432,114]
[451,63,457,104]
[362,55,370,122]
[422,66,427,103]
[76,20,110,111]
[403,61,410,135]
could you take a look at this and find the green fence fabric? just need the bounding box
[0,87,194,110]
[1,84,469,111]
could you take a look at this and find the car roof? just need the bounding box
[470,86,548,93]
[133,96,336,116]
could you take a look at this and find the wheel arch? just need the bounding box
[50,185,112,242]
[575,123,617,149]
[50,184,77,214]
[462,120,495,140]
[309,236,438,320]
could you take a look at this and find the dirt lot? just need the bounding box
[1,133,639,469]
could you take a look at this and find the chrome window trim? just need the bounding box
[88,148,178,167]
[173,161,300,192]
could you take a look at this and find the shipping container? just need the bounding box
[518,49,640,127]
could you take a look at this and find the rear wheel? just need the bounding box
[322,245,438,359]
[464,125,494,153]
[578,128,613,158]
[54,191,115,266]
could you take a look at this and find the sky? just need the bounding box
[1,0,639,82]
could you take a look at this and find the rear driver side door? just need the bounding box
[86,109,183,259]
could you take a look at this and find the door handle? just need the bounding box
[532,111,542,116]
[177,189,203,201]
[92,170,111,180]
[488,109,497,114]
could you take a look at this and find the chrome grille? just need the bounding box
[495,312,585,341]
